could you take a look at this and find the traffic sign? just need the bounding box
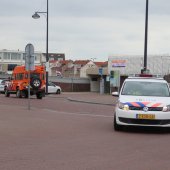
[25,43,35,71]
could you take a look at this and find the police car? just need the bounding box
[113,74,170,131]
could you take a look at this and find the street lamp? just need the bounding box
[144,0,149,72]
[32,0,49,94]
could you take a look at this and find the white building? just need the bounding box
[80,61,97,78]
[0,49,46,74]
[108,55,170,76]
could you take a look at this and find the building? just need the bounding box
[43,53,65,76]
[108,55,170,75]
[84,61,108,92]
[43,53,65,62]
[0,49,45,74]
[74,60,90,77]
[0,50,65,76]
[108,55,170,92]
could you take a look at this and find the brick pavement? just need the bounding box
[0,92,117,113]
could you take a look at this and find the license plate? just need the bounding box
[136,114,155,119]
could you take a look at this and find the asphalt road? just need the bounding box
[0,93,170,170]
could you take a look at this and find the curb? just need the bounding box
[47,94,117,106]
[67,97,116,106]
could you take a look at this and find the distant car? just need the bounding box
[48,82,61,94]
[0,79,9,93]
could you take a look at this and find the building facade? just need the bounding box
[0,49,45,74]
[0,50,66,76]
[108,55,170,76]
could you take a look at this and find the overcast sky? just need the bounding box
[0,0,170,61]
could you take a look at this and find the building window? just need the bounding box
[58,58,63,61]
[35,54,41,61]
[23,53,26,60]
[23,54,37,61]
[35,55,37,61]
[11,53,21,60]
[92,78,98,81]
[3,52,10,60]
[8,64,17,71]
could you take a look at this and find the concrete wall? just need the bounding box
[90,78,100,92]
[49,76,90,92]
[0,75,90,92]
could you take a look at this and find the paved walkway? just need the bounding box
[49,92,118,106]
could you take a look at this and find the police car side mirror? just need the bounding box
[112,91,119,97]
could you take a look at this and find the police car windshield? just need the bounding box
[121,81,170,97]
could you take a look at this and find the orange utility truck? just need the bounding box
[4,65,46,99]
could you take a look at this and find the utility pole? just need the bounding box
[144,0,149,72]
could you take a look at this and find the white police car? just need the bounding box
[113,74,170,131]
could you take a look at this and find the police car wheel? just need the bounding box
[114,115,122,131]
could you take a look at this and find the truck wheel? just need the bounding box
[31,78,42,89]
[16,90,22,98]
[36,93,42,99]
[23,91,28,98]
[5,90,10,97]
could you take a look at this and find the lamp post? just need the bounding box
[144,0,149,72]
[32,0,49,94]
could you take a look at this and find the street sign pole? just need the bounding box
[25,43,35,110]
[98,68,104,94]
[28,70,31,110]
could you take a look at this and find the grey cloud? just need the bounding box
[0,0,170,61]
[50,0,145,18]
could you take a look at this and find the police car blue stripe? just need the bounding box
[136,102,145,107]
[124,102,133,106]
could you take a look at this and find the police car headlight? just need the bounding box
[118,102,129,111]
[163,105,170,112]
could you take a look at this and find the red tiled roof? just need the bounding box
[59,60,73,65]
[94,61,108,67]
[74,60,90,65]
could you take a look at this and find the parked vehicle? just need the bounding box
[48,81,61,94]
[4,65,46,99]
[113,74,170,131]
[0,79,9,93]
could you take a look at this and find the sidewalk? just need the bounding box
[49,92,118,106]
